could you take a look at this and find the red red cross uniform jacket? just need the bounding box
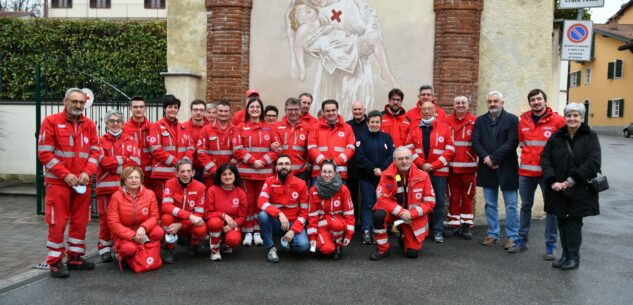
[405,120,455,176]
[446,113,478,174]
[123,118,153,174]
[232,121,280,180]
[205,185,248,227]
[38,110,100,185]
[257,175,309,234]
[307,116,356,179]
[183,119,206,170]
[197,122,236,182]
[161,178,207,220]
[306,185,355,242]
[272,117,310,175]
[518,107,565,177]
[381,105,412,148]
[96,133,141,195]
[373,164,436,248]
[149,118,195,179]
[301,113,318,126]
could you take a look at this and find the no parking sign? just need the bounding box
[562,20,593,61]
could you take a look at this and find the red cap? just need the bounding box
[245,89,260,98]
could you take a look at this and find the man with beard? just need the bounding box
[257,155,310,263]
[472,91,520,250]
[37,88,100,277]
[381,88,411,147]
[197,101,236,186]
[272,98,311,181]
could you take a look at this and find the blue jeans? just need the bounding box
[483,187,519,240]
[359,179,378,232]
[430,174,447,235]
[258,211,309,253]
[518,175,558,247]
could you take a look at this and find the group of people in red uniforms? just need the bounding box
[39,84,564,276]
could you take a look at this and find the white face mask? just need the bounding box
[420,117,435,126]
[108,129,122,137]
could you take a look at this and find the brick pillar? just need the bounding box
[433,0,484,114]
[206,0,252,112]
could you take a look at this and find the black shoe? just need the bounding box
[369,249,390,261]
[163,249,175,264]
[461,225,473,240]
[101,252,113,263]
[332,246,343,260]
[561,259,579,270]
[362,231,372,245]
[552,256,567,269]
[50,261,69,278]
[446,227,460,238]
[67,256,95,270]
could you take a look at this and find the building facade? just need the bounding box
[568,1,633,135]
[46,0,166,19]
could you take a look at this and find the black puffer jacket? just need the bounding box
[541,123,601,218]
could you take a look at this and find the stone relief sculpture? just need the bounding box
[286,0,397,118]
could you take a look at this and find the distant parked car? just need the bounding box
[624,123,633,138]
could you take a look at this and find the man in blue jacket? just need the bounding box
[355,110,394,244]
[472,91,520,250]
[346,101,368,226]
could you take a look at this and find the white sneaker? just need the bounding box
[210,251,222,261]
[253,232,264,246]
[242,233,253,247]
[267,247,279,263]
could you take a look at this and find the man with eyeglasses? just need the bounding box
[183,99,208,182]
[381,88,412,147]
[257,154,310,263]
[37,88,100,277]
[264,105,279,124]
[406,85,447,126]
[370,146,435,260]
[123,96,154,189]
[272,98,311,181]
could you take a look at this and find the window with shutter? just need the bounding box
[618,99,625,118]
[607,100,613,118]
[608,62,614,79]
[615,59,623,78]
[145,0,165,9]
[51,0,72,8]
[585,68,591,84]
[90,0,110,8]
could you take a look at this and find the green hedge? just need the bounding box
[0,18,167,101]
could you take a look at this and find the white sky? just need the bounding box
[590,0,630,23]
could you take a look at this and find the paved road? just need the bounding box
[1,135,631,305]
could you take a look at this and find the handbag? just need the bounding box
[125,240,162,273]
[565,140,609,193]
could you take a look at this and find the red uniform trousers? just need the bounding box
[115,226,165,259]
[242,179,265,233]
[373,212,423,253]
[316,217,346,255]
[447,173,476,229]
[160,214,207,249]
[97,195,114,255]
[206,217,242,252]
[152,179,167,210]
[44,184,92,265]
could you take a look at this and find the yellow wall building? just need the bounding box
[569,2,633,135]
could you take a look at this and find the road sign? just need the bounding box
[562,20,593,61]
[559,0,604,9]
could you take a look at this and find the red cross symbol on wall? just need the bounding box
[330,9,342,23]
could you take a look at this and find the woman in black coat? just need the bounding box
[541,103,601,271]
[355,110,394,244]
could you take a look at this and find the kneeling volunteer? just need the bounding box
[205,163,248,261]
[161,159,207,263]
[307,160,355,259]
[108,167,165,267]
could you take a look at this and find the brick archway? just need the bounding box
[205,0,483,113]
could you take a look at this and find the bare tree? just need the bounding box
[0,0,42,16]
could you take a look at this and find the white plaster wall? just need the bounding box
[478,0,555,116]
[249,0,434,118]
[0,105,37,178]
[48,0,167,19]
